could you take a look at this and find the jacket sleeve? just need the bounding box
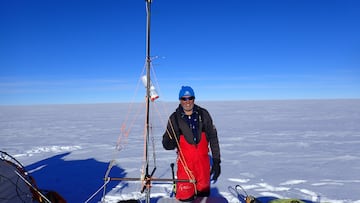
[202,109,221,162]
[162,113,178,150]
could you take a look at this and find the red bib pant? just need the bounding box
[176,132,210,200]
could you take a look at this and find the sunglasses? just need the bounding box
[180,96,195,101]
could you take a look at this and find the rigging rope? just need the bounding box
[115,65,147,151]
[85,178,110,203]
[165,116,197,193]
[99,65,148,200]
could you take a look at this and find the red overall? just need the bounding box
[176,132,210,200]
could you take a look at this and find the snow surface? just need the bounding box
[1,99,360,203]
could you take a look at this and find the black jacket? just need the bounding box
[162,104,221,161]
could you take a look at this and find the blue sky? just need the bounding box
[1,0,359,105]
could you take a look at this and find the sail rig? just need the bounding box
[85,1,192,203]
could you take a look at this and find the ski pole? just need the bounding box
[170,163,176,196]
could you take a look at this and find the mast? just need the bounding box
[145,0,151,169]
[144,0,155,202]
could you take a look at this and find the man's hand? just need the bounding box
[210,158,221,183]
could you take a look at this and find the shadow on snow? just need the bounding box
[25,152,125,203]
[25,153,229,203]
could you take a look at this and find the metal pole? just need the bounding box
[107,177,195,183]
[145,0,152,202]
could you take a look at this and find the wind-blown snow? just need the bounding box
[1,99,360,203]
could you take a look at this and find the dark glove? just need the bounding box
[210,158,221,182]
[162,133,177,150]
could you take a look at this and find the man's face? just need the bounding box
[180,96,195,112]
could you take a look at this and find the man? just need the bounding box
[162,86,221,201]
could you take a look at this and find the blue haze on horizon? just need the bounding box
[1,0,359,105]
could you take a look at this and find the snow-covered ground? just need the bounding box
[1,99,360,203]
